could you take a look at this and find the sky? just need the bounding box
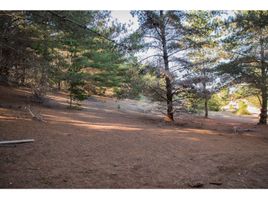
[110,11,139,33]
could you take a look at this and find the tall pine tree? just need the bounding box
[218,11,268,124]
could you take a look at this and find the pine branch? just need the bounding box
[47,11,131,51]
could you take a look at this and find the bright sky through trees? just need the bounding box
[111,10,139,33]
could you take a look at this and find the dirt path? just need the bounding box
[1,86,268,188]
[208,111,259,124]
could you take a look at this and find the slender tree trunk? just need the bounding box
[70,94,73,108]
[57,81,61,91]
[165,77,173,120]
[202,70,208,118]
[259,87,267,124]
[204,97,208,118]
[0,48,10,83]
[160,10,174,121]
[258,34,267,124]
[21,65,26,85]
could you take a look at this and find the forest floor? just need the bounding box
[1,85,268,188]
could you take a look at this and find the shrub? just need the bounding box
[208,94,222,111]
[236,101,250,115]
[229,104,236,113]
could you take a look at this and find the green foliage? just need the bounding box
[246,96,261,108]
[230,85,261,109]
[184,88,229,113]
[69,86,88,101]
[229,104,236,113]
[217,87,229,103]
[66,71,87,103]
[184,93,204,113]
[236,101,250,115]
[208,94,222,111]
[114,65,145,99]
[1,11,266,124]
[217,11,268,124]
[0,11,126,101]
[188,101,204,114]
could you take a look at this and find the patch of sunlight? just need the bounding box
[184,128,218,135]
[43,113,103,120]
[0,115,17,120]
[187,137,201,142]
[85,124,142,131]
[44,114,142,131]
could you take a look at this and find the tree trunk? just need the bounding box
[204,97,208,118]
[0,48,10,83]
[165,77,174,120]
[57,81,61,91]
[202,71,208,118]
[21,65,26,85]
[70,95,72,108]
[160,10,174,121]
[259,87,267,124]
[258,34,267,125]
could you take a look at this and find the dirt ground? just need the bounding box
[1,85,268,188]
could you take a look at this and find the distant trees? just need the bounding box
[218,11,268,124]
[184,42,225,117]
[180,11,221,118]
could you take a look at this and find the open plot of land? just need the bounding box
[0,85,268,188]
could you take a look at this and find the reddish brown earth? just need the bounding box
[0,85,268,188]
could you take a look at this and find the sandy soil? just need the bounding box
[1,85,268,188]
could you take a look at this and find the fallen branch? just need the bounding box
[0,139,35,145]
[209,182,222,186]
[26,105,47,123]
[233,126,256,134]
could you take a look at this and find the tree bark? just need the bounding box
[259,87,267,124]
[202,70,208,118]
[21,65,26,85]
[204,97,208,118]
[258,34,267,124]
[58,81,61,91]
[160,10,174,121]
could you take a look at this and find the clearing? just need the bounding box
[0,85,268,188]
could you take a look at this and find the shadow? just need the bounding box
[2,91,268,189]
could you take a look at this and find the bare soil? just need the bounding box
[1,85,268,188]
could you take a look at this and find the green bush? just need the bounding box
[186,97,204,114]
[208,94,222,111]
[236,101,250,115]
[229,104,236,113]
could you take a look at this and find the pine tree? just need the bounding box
[218,11,268,124]
[131,11,207,121]
[0,11,127,103]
